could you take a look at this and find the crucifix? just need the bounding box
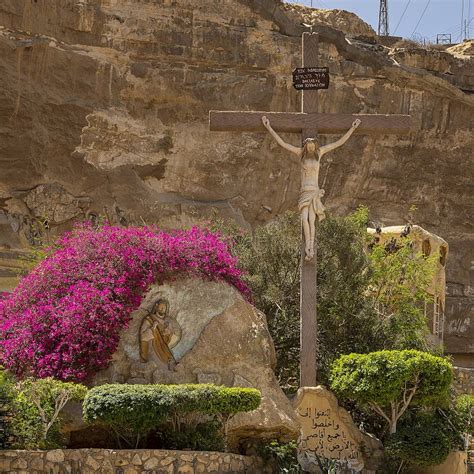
[209,32,411,387]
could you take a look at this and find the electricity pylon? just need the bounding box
[378,0,389,36]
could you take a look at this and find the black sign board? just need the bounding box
[293,67,330,90]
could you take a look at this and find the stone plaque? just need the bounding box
[294,387,378,472]
[292,67,330,90]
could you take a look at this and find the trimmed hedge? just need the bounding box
[330,350,453,434]
[83,384,262,448]
[330,350,453,408]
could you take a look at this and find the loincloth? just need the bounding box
[298,186,326,214]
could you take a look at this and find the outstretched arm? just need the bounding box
[319,119,361,156]
[262,116,301,157]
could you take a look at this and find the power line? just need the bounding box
[411,0,432,37]
[394,0,412,35]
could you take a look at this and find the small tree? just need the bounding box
[209,208,377,390]
[330,350,453,434]
[16,378,87,442]
[367,238,438,351]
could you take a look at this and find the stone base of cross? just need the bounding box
[210,33,411,387]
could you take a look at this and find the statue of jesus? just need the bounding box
[262,116,361,261]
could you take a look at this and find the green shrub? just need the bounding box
[209,207,436,393]
[10,391,44,449]
[454,394,474,436]
[330,350,453,434]
[157,421,225,451]
[12,377,87,449]
[386,411,453,467]
[0,371,16,448]
[260,440,299,473]
[83,384,261,448]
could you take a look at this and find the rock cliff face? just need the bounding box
[0,0,472,359]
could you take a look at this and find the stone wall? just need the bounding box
[454,366,474,395]
[0,449,270,474]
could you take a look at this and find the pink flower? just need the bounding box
[0,225,250,382]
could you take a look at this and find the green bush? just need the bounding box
[12,377,87,449]
[260,440,299,473]
[386,396,474,469]
[157,421,225,451]
[330,350,453,434]
[209,208,436,392]
[10,391,44,449]
[83,384,261,448]
[0,371,16,448]
[386,411,453,467]
[453,394,474,436]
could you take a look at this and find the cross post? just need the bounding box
[300,33,319,387]
[209,33,411,388]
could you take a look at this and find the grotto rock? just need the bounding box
[68,278,299,446]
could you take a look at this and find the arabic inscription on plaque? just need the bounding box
[294,387,365,472]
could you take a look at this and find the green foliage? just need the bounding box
[260,440,299,473]
[330,350,453,433]
[386,395,474,469]
[386,411,453,467]
[331,350,452,407]
[83,384,261,448]
[10,391,44,449]
[366,238,437,351]
[12,377,87,449]
[210,208,378,390]
[209,207,437,391]
[454,394,474,435]
[157,421,225,451]
[0,371,14,448]
[316,207,380,382]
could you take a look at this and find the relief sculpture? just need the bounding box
[139,298,182,370]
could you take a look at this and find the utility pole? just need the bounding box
[378,0,390,36]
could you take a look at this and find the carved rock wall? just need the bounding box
[0,0,473,358]
[73,278,299,447]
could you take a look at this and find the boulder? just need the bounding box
[67,277,298,446]
[294,386,383,473]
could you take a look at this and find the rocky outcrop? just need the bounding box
[0,0,472,359]
[282,4,376,39]
[448,40,474,58]
[69,278,299,447]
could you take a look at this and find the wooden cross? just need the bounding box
[209,33,411,387]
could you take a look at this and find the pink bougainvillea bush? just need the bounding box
[0,225,250,382]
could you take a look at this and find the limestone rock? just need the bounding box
[447,40,474,58]
[281,4,376,39]
[23,183,90,224]
[0,0,472,363]
[294,386,383,473]
[82,278,298,445]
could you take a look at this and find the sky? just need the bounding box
[285,0,472,44]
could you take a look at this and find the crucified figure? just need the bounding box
[262,116,361,261]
